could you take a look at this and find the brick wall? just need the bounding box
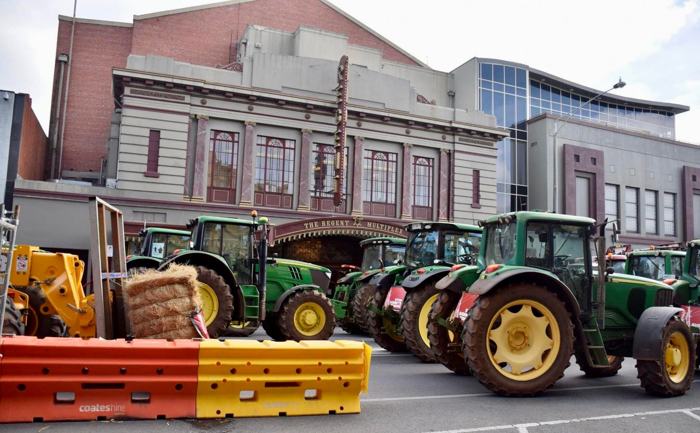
[51,0,421,176]
[18,95,48,180]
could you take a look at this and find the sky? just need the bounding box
[1,0,699,143]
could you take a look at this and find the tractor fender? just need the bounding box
[158,251,245,321]
[402,268,450,292]
[369,272,395,291]
[356,269,381,284]
[435,265,480,294]
[271,284,323,313]
[632,306,684,360]
[126,256,160,270]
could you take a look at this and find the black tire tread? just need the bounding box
[575,353,623,378]
[367,285,408,352]
[262,313,285,341]
[428,291,469,375]
[350,283,374,334]
[399,285,438,362]
[2,295,25,335]
[195,266,234,338]
[277,290,335,341]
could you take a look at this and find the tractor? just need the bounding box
[434,211,696,396]
[159,215,336,340]
[366,222,482,361]
[1,288,28,336]
[331,236,406,334]
[126,227,190,273]
[625,248,685,281]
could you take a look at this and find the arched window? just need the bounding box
[254,136,295,209]
[362,150,397,217]
[311,143,348,213]
[412,156,433,219]
[208,130,239,204]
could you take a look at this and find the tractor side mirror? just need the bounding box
[605,267,615,275]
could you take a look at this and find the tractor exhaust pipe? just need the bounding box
[257,215,269,322]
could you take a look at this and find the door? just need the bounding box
[575,176,591,217]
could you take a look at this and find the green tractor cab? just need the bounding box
[366,222,482,361]
[331,237,406,335]
[126,227,190,273]
[625,249,685,281]
[435,211,696,396]
[158,215,335,340]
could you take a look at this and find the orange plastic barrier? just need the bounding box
[0,336,199,422]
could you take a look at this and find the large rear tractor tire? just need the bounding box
[222,322,258,337]
[428,291,469,375]
[195,266,234,338]
[462,283,574,396]
[575,353,623,378]
[2,295,25,336]
[278,290,335,341]
[636,317,695,397]
[400,284,439,362]
[18,285,67,337]
[367,285,407,353]
[350,283,375,334]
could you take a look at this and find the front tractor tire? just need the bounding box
[428,291,469,375]
[2,295,25,336]
[195,266,234,338]
[367,285,407,353]
[636,317,695,397]
[462,283,574,396]
[400,284,440,362]
[278,290,335,341]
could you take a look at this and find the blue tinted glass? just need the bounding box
[480,79,492,90]
[542,100,551,110]
[505,66,516,85]
[517,96,527,123]
[494,83,504,92]
[506,85,515,94]
[551,88,561,103]
[541,84,551,101]
[530,82,540,98]
[572,94,580,104]
[562,91,571,106]
[505,94,516,128]
[494,92,505,126]
[480,63,493,80]
[494,65,504,82]
[516,68,526,88]
[552,102,561,113]
[517,87,526,97]
[481,89,493,114]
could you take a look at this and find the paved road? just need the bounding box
[2,328,699,433]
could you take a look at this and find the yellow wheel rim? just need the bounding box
[293,302,326,337]
[25,306,40,336]
[486,299,561,381]
[197,282,219,327]
[418,293,440,348]
[665,331,690,383]
[383,316,404,342]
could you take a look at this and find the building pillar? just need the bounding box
[438,149,450,221]
[351,136,364,216]
[401,143,412,220]
[239,121,256,207]
[297,129,312,211]
[191,115,208,200]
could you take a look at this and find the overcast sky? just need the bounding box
[1,0,698,143]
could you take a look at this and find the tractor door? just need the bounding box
[443,231,481,266]
[201,222,254,285]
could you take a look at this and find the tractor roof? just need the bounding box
[188,216,257,228]
[359,237,407,247]
[405,221,481,233]
[140,227,190,237]
[480,211,596,226]
[627,249,686,257]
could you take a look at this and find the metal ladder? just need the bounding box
[581,317,611,367]
[0,205,20,337]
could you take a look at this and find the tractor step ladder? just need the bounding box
[0,205,19,337]
[581,317,610,367]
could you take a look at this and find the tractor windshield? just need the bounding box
[361,245,383,270]
[444,232,481,265]
[629,256,666,280]
[405,230,439,268]
[201,223,253,284]
[383,244,405,266]
[483,223,516,265]
[146,232,190,259]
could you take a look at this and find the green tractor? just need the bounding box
[366,222,482,361]
[625,248,685,281]
[331,237,406,334]
[433,211,696,396]
[158,215,335,340]
[126,227,190,273]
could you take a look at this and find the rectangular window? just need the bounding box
[645,190,658,235]
[472,169,481,208]
[362,150,397,217]
[254,136,295,209]
[663,192,676,236]
[145,130,160,177]
[412,156,433,219]
[207,130,239,204]
[311,143,348,213]
[605,184,619,227]
[625,187,639,233]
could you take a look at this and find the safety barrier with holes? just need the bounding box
[0,336,371,423]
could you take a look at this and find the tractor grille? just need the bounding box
[288,266,303,281]
[655,288,674,306]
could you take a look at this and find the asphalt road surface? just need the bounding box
[2,328,699,433]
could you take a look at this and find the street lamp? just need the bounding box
[551,77,626,213]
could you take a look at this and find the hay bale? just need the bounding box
[124,264,202,339]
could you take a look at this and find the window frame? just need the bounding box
[145,129,161,177]
[644,190,658,235]
[605,183,619,229]
[254,135,296,209]
[663,192,676,236]
[625,187,640,233]
[362,149,398,217]
[412,156,434,219]
[207,130,239,204]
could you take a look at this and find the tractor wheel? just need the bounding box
[262,314,286,341]
[462,283,574,396]
[575,353,624,377]
[277,290,335,341]
[636,317,695,396]
[41,315,68,337]
[2,295,25,335]
[350,284,375,334]
[222,321,258,337]
[428,291,469,375]
[195,266,234,339]
[400,284,439,362]
[367,285,407,352]
[18,285,67,337]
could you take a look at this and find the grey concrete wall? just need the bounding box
[453,139,498,224]
[451,58,478,112]
[0,91,16,204]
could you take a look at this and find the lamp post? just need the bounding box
[551,77,625,213]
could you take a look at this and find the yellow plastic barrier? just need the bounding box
[196,339,371,418]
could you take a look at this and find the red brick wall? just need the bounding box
[54,19,132,174]
[18,96,49,180]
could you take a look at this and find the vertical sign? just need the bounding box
[334,55,349,207]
